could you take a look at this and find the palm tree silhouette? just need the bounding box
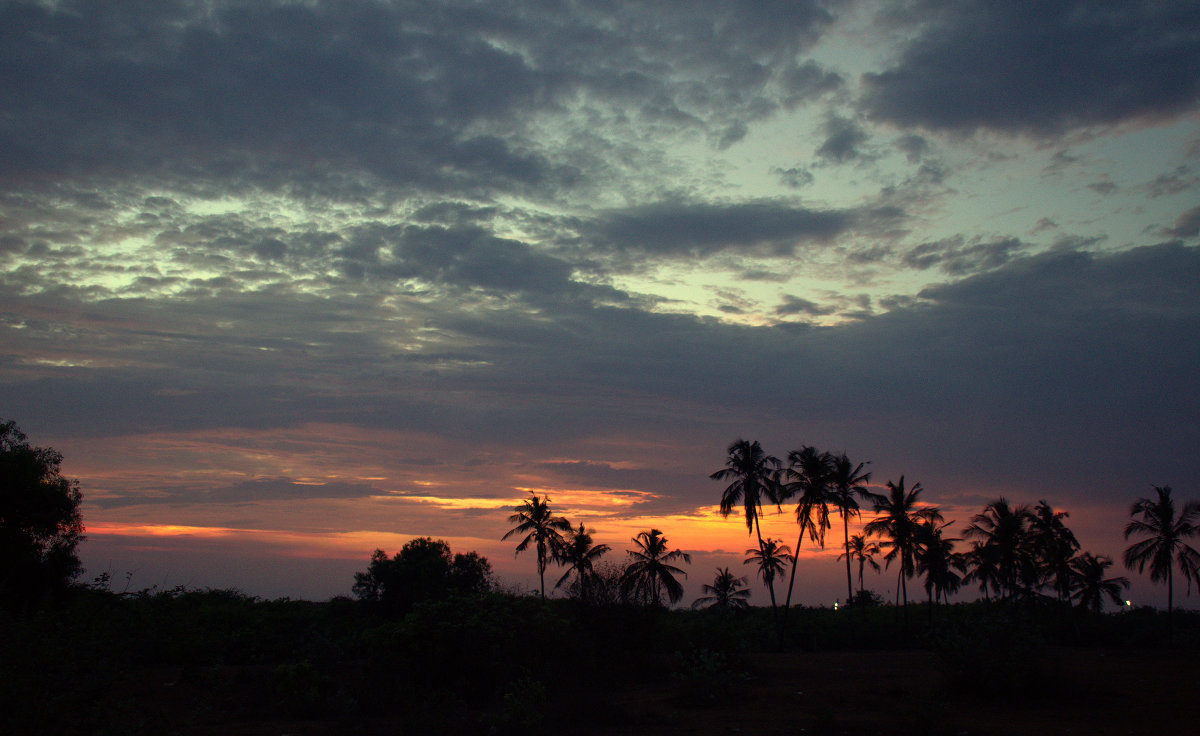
[745,538,792,609]
[1069,553,1130,614]
[712,439,783,610]
[692,567,751,609]
[1124,485,1200,634]
[554,523,611,602]
[915,520,965,606]
[839,533,882,596]
[963,540,1003,601]
[863,476,942,611]
[828,453,882,605]
[964,498,1032,601]
[619,529,692,606]
[502,493,571,599]
[1028,500,1079,603]
[781,446,835,610]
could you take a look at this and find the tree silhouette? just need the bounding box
[1124,485,1200,634]
[1069,552,1130,614]
[352,537,491,612]
[744,537,792,609]
[554,523,611,602]
[0,419,84,606]
[863,476,942,610]
[712,439,783,611]
[828,452,882,605]
[915,520,964,606]
[963,540,1003,601]
[502,493,571,599]
[964,498,1033,601]
[781,446,835,610]
[1028,500,1079,603]
[619,528,691,606]
[838,533,882,596]
[692,567,751,609]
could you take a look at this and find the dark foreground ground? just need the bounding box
[147,647,1193,736]
[6,590,1199,735]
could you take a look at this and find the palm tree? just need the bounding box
[502,493,571,599]
[838,533,882,596]
[692,567,751,610]
[744,538,792,608]
[964,498,1033,601]
[554,523,611,602]
[1069,553,1130,614]
[712,439,783,610]
[963,540,1003,601]
[1028,500,1079,602]
[828,452,883,604]
[915,520,965,606]
[781,446,835,610]
[619,529,692,606]
[862,476,943,610]
[1124,485,1200,632]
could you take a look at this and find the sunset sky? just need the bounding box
[2,0,1199,608]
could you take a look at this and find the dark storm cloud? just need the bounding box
[862,1,1200,136]
[0,0,841,200]
[3,242,1198,509]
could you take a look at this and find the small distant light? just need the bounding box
[1125,600,1132,607]
[833,601,839,610]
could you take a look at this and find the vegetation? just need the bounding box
[0,419,84,608]
[4,425,1200,734]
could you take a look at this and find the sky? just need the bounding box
[2,0,1199,608]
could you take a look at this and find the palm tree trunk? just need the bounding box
[784,520,806,609]
[842,514,853,605]
[1168,564,1174,641]
[857,558,864,595]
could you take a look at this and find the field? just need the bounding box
[4,589,1197,735]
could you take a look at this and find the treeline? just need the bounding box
[483,439,1200,627]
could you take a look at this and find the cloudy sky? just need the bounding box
[3,0,1198,606]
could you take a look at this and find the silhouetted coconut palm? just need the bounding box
[828,452,883,605]
[502,493,571,599]
[964,498,1033,601]
[915,520,965,606]
[619,529,692,606]
[1028,500,1079,602]
[781,446,835,609]
[1124,485,1200,632]
[863,476,942,610]
[554,523,611,602]
[963,540,1003,601]
[838,533,882,595]
[692,567,751,610]
[745,537,792,608]
[712,439,783,610]
[1069,553,1130,614]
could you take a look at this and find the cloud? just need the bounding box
[0,0,841,202]
[902,236,1028,275]
[580,200,859,258]
[1169,205,1200,238]
[861,1,1200,136]
[815,116,870,163]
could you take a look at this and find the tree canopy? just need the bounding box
[352,537,492,613]
[0,419,84,605]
